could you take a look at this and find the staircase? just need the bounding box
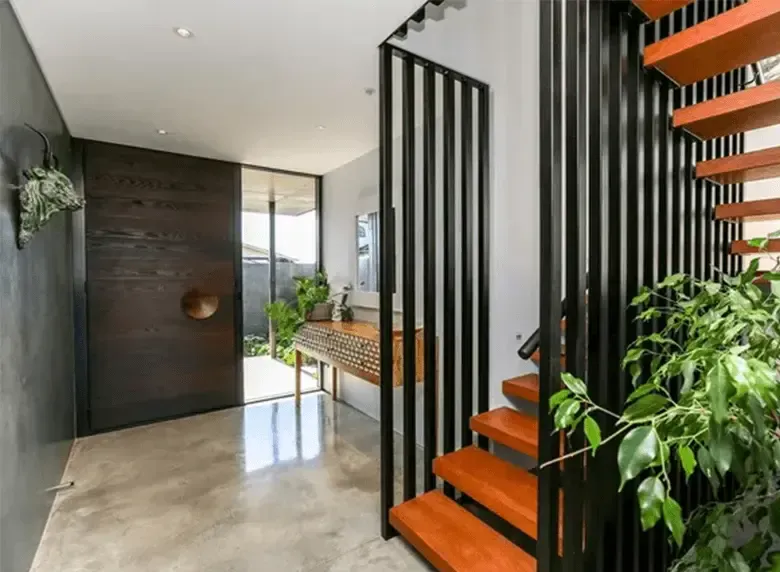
[388,0,780,569]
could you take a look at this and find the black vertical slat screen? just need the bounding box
[562,0,587,566]
[460,85,474,450]
[378,43,395,540]
[537,0,563,570]
[441,71,456,500]
[378,43,490,537]
[422,64,437,494]
[539,0,748,570]
[401,55,417,503]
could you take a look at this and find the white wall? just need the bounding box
[744,126,780,264]
[322,0,540,442]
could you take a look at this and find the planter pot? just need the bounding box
[307,302,334,321]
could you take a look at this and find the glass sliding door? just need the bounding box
[241,167,320,403]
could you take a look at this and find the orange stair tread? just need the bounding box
[502,374,540,402]
[434,446,538,538]
[389,490,537,572]
[530,350,566,368]
[673,80,780,140]
[644,0,780,86]
[697,145,780,184]
[470,408,538,458]
[714,198,780,222]
[732,239,780,254]
[633,0,693,21]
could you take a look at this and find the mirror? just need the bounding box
[356,211,380,292]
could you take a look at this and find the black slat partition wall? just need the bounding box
[378,43,490,539]
[539,1,746,570]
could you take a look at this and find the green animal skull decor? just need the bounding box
[14,124,84,249]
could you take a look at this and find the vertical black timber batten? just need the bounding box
[538,0,562,568]
[585,0,610,567]
[625,10,643,571]
[607,5,630,568]
[461,84,474,449]
[477,85,491,450]
[378,43,396,540]
[442,72,456,498]
[738,66,745,273]
[422,64,437,492]
[401,55,417,502]
[563,0,586,568]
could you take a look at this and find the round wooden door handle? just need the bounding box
[181,289,219,320]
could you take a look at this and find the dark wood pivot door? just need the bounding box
[83,141,241,432]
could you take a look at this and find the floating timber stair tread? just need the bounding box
[643,0,780,86]
[389,490,537,572]
[502,374,540,403]
[470,408,538,458]
[696,145,780,184]
[530,349,566,369]
[673,80,780,140]
[715,198,780,222]
[434,446,539,540]
[633,0,693,21]
[731,239,780,254]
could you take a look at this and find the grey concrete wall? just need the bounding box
[242,262,316,337]
[0,3,75,571]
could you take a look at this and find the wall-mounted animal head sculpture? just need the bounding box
[15,124,84,249]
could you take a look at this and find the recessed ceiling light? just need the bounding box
[174,27,194,39]
[157,129,168,135]
[316,125,326,131]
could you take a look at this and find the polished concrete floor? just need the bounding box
[31,393,431,572]
[243,355,318,403]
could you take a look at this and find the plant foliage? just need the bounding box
[548,236,780,571]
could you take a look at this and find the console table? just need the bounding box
[293,320,427,404]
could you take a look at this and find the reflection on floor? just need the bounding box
[243,355,318,402]
[31,393,431,572]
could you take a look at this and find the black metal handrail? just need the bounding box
[517,297,567,360]
[518,274,588,360]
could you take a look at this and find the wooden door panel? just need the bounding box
[84,141,240,432]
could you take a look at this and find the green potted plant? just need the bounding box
[548,231,780,571]
[295,271,332,321]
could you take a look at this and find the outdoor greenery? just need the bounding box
[250,271,331,367]
[243,334,269,357]
[294,272,331,317]
[548,231,780,571]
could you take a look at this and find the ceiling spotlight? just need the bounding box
[316,125,326,131]
[157,129,168,135]
[174,27,194,38]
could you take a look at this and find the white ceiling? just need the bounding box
[10,0,427,175]
[241,167,316,216]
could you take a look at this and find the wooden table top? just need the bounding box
[302,320,422,341]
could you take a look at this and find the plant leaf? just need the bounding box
[662,496,685,547]
[709,428,733,476]
[658,273,686,290]
[681,359,696,394]
[554,399,581,430]
[561,373,587,396]
[549,389,571,412]
[748,237,769,249]
[622,347,645,367]
[727,551,751,572]
[618,427,658,490]
[707,362,730,424]
[678,446,697,482]
[622,395,668,422]
[632,287,651,305]
[637,476,665,531]
[583,416,602,454]
[697,447,721,492]
[627,383,658,403]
